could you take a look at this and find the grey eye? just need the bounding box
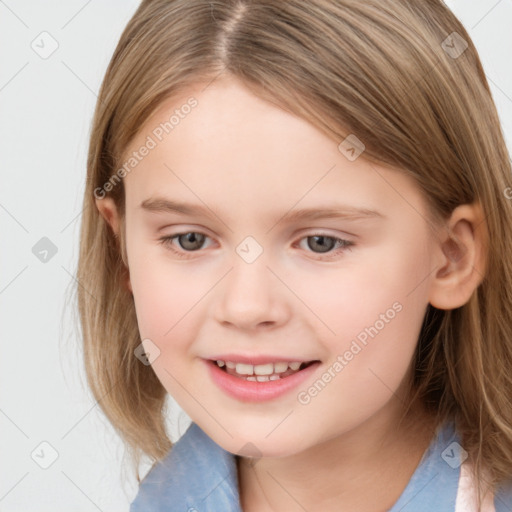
[306,235,337,253]
[177,232,206,251]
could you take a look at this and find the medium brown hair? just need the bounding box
[77,0,512,501]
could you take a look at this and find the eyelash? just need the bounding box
[157,231,354,261]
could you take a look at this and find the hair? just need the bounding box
[77,0,512,502]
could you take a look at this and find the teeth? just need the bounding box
[254,363,274,375]
[235,363,254,375]
[273,362,289,373]
[215,359,309,376]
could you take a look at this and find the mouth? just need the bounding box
[205,357,323,402]
[209,359,320,382]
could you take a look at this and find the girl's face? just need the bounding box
[120,77,439,457]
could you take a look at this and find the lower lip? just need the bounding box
[204,359,321,402]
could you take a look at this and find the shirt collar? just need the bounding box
[131,418,461,512]
[130,422,242,512]
[388,418,460,511]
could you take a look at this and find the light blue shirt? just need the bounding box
[130,418,512,511]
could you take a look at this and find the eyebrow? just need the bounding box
[140,197,384,223]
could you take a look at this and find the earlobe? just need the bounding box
[428,203,487,310]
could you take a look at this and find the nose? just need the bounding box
[214,256,291,331]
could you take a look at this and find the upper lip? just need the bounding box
[207,354,319,365]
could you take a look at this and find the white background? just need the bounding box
[0,1,511,510]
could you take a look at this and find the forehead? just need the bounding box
[120,77,429,226]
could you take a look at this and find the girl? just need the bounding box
[77,1,512,510]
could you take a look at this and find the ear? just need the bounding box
[428,203,487,310]
[95,197,132,294]
[95,197,120,236]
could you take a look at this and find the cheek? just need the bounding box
[290,282,426,436]
[128,256,212,402]
[126,236,177,331]
[127,242,221,357]
[288,235,431,338]
[289,238,430,392]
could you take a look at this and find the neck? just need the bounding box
[237,400,438,512]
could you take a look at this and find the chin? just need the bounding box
[217,431,308,460]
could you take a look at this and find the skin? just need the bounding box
[97,76,486,511]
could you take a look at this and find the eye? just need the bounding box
[158,231,354,260]
[158,231,212,258]
[296,234,354,259]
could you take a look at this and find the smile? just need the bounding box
[205,358,322,402]
[214,360,317,381]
